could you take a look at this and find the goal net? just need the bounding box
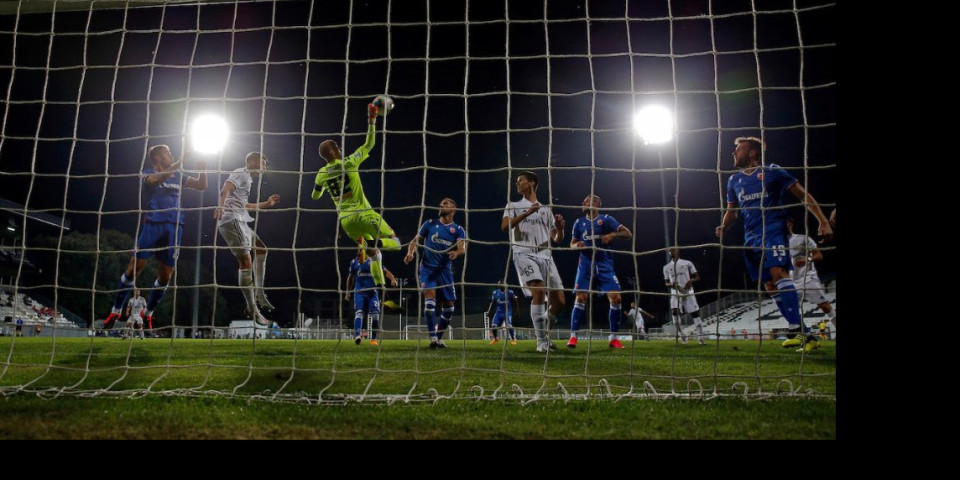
[0,0,836,403]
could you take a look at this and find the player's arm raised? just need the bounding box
[183,150,207,190]
[502,203,540,232]
[144,159,182,187]
[353,104,380,164]
[551,213,565,243]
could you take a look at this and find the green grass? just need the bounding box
[0,337,835,439]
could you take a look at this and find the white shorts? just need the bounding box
[218,219,259,258]
[126,316,143,326]
[670,290,700,313]
[794,272,828,305]
[512,252,564,297]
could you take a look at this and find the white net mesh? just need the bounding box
[0,0,836,403]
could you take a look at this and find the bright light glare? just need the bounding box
[191,115,229,154]
[634,106,673,145]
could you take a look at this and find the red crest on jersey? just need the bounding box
[757,172,764,181]
[449,227,455,234]
[597,219,603,225]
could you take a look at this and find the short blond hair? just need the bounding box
[734,136,765,154]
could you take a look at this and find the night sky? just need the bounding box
[0,0,836,327]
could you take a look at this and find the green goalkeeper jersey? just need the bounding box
[312,124,376,217]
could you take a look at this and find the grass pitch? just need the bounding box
[0,337,835,439]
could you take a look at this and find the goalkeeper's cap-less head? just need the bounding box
[319,140,341,162]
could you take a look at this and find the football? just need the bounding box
[372,95,394,116]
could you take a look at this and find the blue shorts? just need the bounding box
[573,258,621,294]
[134,222,183,267]
[353,291,380,315]
[418,265,456,302]
[743,231,793,283]
[492,312,512,327]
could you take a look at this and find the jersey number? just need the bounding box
[772,245,787,259]
[323,177,344,197]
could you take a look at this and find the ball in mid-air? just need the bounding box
[372,95,394,116]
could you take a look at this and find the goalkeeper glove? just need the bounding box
[368,103,379,121]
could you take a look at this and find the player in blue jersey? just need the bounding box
[716,137,834,352]
[485,279,520,345]
[404,198,466,349]
[103,145,207,331]
[345,246,397,345]
[567,194,633,349]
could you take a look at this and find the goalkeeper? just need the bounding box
[312,102,401,286]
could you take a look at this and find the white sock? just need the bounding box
[239,269,256,313]
[254,253,267,295]
[531,303,546,342]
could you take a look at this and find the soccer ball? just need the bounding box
[372,95,394,116]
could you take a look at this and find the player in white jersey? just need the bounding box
[501,171,566,352]
[626,301,655,339]
[787,218,836,326]
[214,152,280,327]
[663,248,705,345]
[124,289,147,339]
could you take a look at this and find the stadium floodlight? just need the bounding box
[634,106,673,145]
[190,114,229,154]
[634,106,675,261]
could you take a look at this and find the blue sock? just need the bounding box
[112,273,135,311]
[424,299,437,338]
[371,316,380,340]
[609,304,621,333]
[508,323,515,340]
[570,301,585,335]
[353,310,364,337]
[437,306,453,340]
[774,278,805,332]
[146,279,168,312]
